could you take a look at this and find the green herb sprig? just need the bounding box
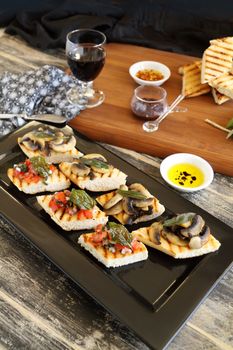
[108,222,133,248]
[69,189,96,209]
[117,189,147,200]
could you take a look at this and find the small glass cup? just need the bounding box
[131,85,168,132]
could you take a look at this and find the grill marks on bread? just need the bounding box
[201,37,233,83]
[182,61,210,97]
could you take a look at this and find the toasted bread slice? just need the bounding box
[96,190,165,225]
[178,60,201,75]
[37,195,108,231]
[18,142,83,164]
[211,88,230,105]
[132,226,221,259]
[7,167,70,194]
[59,161,127,192]
[201,37,233,83]
[78,233,148,268]
[182,61,210,97]
[209,72,233,99]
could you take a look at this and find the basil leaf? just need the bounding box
[108,222,133,248]
[30,156,51,180]
[163,213,195,227]
[81,158,109,169]
[117,189,147,200]
[69,189,96,209]
[226,118,233,130]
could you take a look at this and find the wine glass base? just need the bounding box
[143,121,159,132]
[67,87,105,108]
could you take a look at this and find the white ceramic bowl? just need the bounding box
[129,61,171,86]
[160,153,214,192]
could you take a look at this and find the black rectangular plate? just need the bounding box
[0,121,232,350]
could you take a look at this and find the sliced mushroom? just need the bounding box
[119,184,128,191]
[103,193,123,209]
[71,162,90,177]
[91,164,113,174]
[21,139,40,151]
[105,201,123,215]
[189,225,210,249]
[132,197,154,208]
[82,153,107,162]
[129,183,152,198]
[149,222,163,245]
[50,135,76,152]
[122,197,136,215]
[162,228,188,246]
[180,215,205,238]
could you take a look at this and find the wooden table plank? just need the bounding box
[69,43,233,176]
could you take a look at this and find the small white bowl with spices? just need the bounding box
[160,153,214,192]
[129,61,171,86]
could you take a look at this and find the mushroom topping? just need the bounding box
[149,222,163,245]
[132,197,154,208]
[21,139,40,151]
[103,193,123,209]
[189,225,210,249]
[122,197,136,215]
[105,201,123,215]
[129,183,152,198]
[162,228,188,246]
[50,135,76,152]
[180,214,205,238]
[82,153,107,162]
[71,162,90,177]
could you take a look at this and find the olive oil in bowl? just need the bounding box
[167,163,204,188]
[160,153,214,192]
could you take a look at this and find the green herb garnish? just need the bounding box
[81,158,109,169]
[108,222,133,248]
[69,189,96,209]
[30,156,51,180]
[163,213,195,227]
[117,189,147,200]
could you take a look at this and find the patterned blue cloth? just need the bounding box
[0,65,85,136]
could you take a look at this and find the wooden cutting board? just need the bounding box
[69,43,233,176]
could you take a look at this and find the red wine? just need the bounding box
[67,45,105,82]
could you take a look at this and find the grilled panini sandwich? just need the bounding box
[181,61,210,97]
[59,153,127,192]
[211,88,230,105]
[96,183,165,225]
[209,72,233,99]
[7,156,70,194]
[133,213,221,259]
[37,189,108,231]
[201,37,233,84]
[18,125,83,164]
[78,222,148,268]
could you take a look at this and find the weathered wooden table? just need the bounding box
[0,31,232,350]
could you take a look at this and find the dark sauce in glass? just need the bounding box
[67,44,105,82]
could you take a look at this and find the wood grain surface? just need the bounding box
[69,43,233,177]
[0,31,232,350]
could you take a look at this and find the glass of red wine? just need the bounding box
[66,28,106,108]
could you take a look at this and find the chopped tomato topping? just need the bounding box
[54,191,67,203]
[115,243,127,251]
[92,230,108,243]
[77,209,93,220]
[131,239,142,252]
[49,191,67,212]
[49,199,60,212]
[49,165,56,172]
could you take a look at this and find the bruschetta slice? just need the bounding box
[96,183,165,225]
[132,213,221,258]
[78,222,148,268]
[18,125,83,163]
[7,156,70,194]
[37,189,108,231]
[59,153,127,192]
